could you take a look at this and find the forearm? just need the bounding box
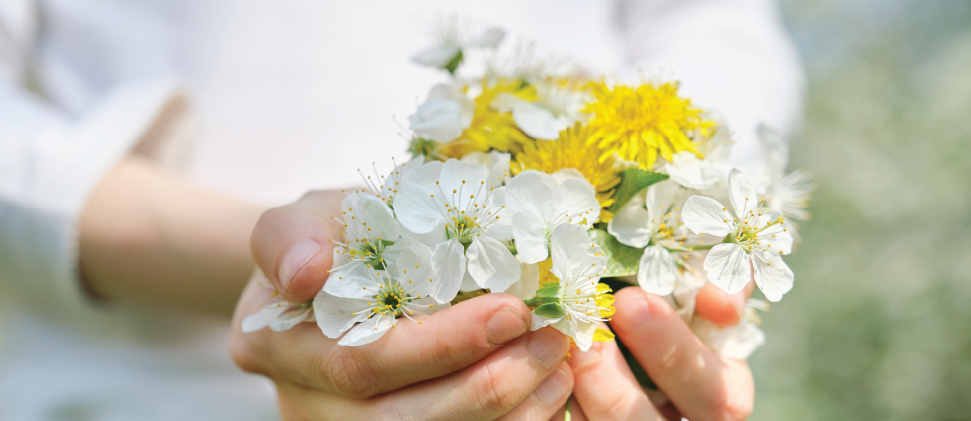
[80,156,265,316]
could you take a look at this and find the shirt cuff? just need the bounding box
[7,79,183,309]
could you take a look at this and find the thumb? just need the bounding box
[250,190,345,302]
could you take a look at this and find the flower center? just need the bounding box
[376,283,410,316]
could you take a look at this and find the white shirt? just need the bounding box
[0,0,803,419]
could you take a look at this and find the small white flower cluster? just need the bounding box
[607,125,813,358]
[246,156,612,349]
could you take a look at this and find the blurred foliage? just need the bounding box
[751,1,971,420]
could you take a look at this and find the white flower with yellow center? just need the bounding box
[607,180,693,296]
[314,243,448,346]
[506,170,601,264]
[527,223,613,352]
[663,118,734,190]
[491,82,589,139]
[682,169,794,301]
[394,159,521,301]
[326,194,407,284]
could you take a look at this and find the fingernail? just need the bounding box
[528,329,568,368]
[279,239,321,291]
[615,289,651,326]
[486,306,528,346]
[534,368,571,406]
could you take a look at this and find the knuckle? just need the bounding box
[471,364,518,415]
[602,390,639,420]
[323,348,380,398]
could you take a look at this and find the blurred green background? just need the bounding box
[751,0,971,419]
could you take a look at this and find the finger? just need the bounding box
[232,282,533,398]
[250,190,345,302]
[278,326,571,421]
[694,280,755,327]
[568,340,664,421]
[497,362,574,421]
[610,287,754,421]
[379,326,570,421]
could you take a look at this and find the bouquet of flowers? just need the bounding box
[243,19,812,366]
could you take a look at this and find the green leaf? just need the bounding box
[443,50,464,74]
[610,168,669,214]
[523,295,559,308]
[588,228,644,277]
[535,283,561,297]
[534,303,566,319]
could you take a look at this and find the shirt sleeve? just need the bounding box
[616,0,805,168]
[0,4,182,309]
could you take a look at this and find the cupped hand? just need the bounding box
[557,282,756,421]
[231,190,575,420]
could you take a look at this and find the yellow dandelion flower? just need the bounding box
[513,123,621,221]
[583,80,716,169]
[439,80,533,159]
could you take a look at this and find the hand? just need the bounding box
[557,282,756,421]
[231,190,575,420]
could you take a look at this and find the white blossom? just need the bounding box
[314,243,448,346]
[607,181,690,295]
[505,170,600,264]
[682,169,794,301]
[529,224,611,352]
[394,159,521,300]
[411,17,504,69]
[408,83,474,143]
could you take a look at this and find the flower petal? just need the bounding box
[313,290,371,339]
[512,212,549,264]
[269,308,313,332]
[411,45,461,68]
[682,195,734,237]
[466,27,505,48]
[549,223,599,282]
[510,102,562,140]
[392,243,436,297]
[242,304,290,333]
[505,170,557,224]
[752,252,794,302]
[505,260,540,301]
[357,195,401,241]
[703,243,752,295]
[439,159,488,211]
[429,238,467,303]
[409,99,465,142]
[607,192,652,248]
[728,168,759,217]
[637,245,678,296]
[572,320,600,352]
[550,178,601,226]
[467,236,522,292]
[394,182,446,234]
[402,295,450,316]
[338,314,395,346]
